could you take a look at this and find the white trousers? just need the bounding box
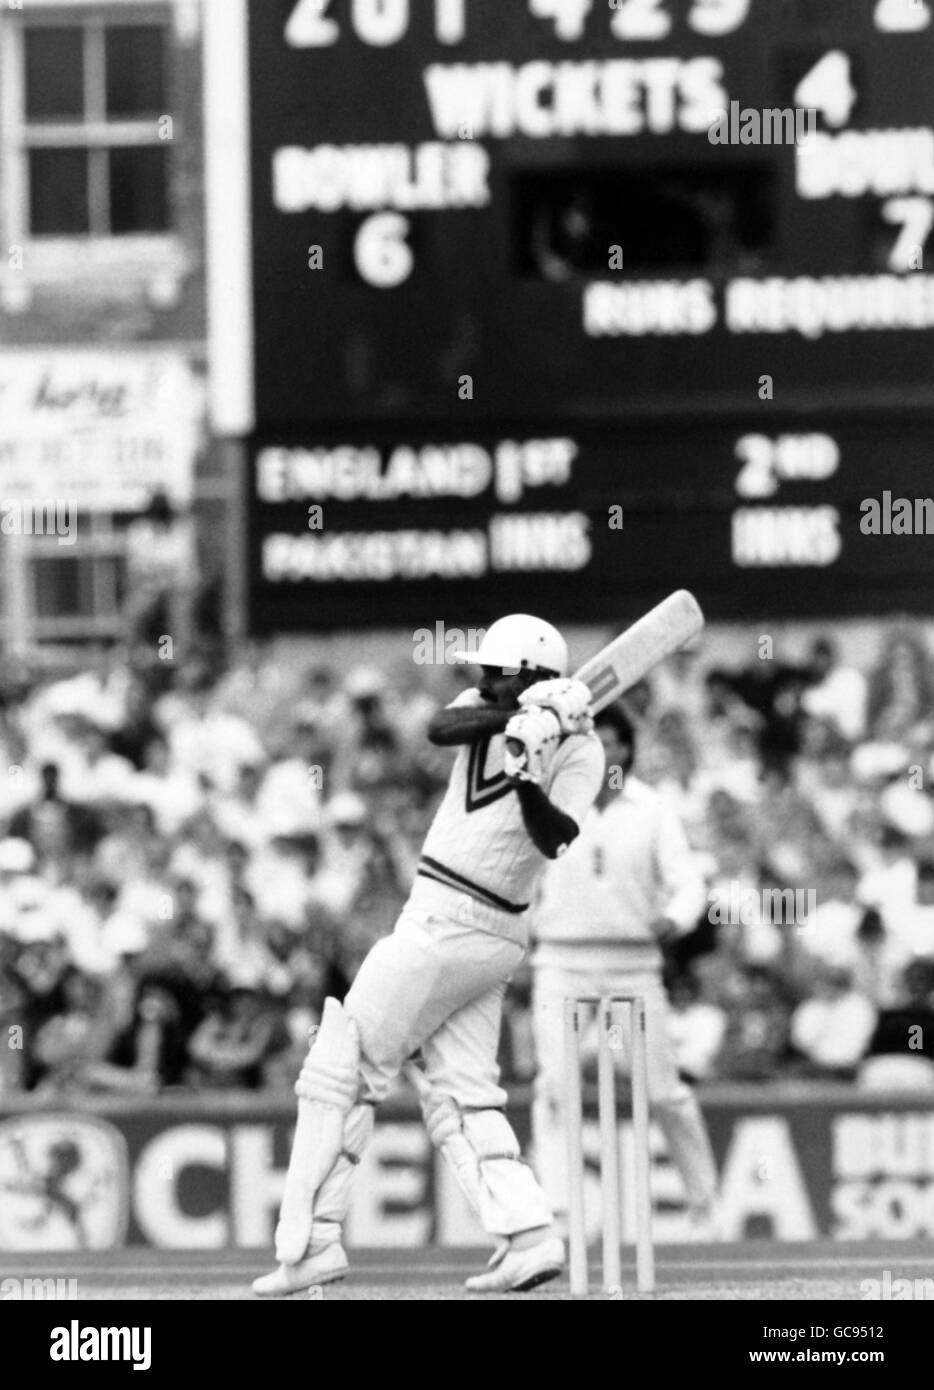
[340,883,553,1236]
[346,903,522,1108]
[531,959,718,1211]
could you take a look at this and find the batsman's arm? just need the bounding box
[427,705,511,746]
[513,780,580,860]
[513,730,604,859]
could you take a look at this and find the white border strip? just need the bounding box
[203,0,254,435]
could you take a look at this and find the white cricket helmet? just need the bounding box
[454,614,568,677]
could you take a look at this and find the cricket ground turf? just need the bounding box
[3,1241,932,1300]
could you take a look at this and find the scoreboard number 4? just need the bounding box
[793,52,857,129]
[530,0,594,41]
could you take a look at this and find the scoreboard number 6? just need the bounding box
[354,213,414,288]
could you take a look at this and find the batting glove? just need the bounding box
[519,677,593,736]
[503,707,561,784]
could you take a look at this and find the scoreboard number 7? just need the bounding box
[882,198,934,273]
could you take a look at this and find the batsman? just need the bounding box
[255,614,604,1295]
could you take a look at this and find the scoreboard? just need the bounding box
[248,416,934,630]
[245,0,934,629]
[249,0,934,423]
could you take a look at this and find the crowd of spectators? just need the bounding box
[0,647,451,1097]
[653,628,934,1089]
[1,623,934,1098]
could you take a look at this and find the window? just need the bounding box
[31,521,127,635]
[32,551,126,622]
[5,13,172,241]
[33,554,94,620]
[0,520,129,648]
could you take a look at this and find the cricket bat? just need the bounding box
[574,590,704,714]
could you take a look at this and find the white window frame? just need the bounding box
[0,0,194,303]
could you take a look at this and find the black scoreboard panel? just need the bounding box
[248,415,934,631]
[249,0,934,425]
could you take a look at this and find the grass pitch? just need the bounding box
[4,1242,932,1300]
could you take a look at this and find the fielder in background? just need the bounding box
[531,704,721,1238]
[254,614,604,1296]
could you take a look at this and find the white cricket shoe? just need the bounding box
[465,1236,565,1294]
[252,1241,348,1297]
